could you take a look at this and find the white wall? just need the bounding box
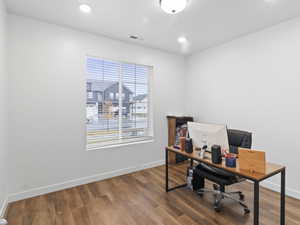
[186,17,300,198]
[8,10,300,202]
[0,0,8,214]
[8,14,185,198]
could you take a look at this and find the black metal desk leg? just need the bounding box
[165,148,188,192]
[190,159,194,167]
[254,181,260,225]
[281,168,286,225]
[165,148,169,192]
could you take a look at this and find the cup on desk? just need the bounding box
[225,153,237,168]
[199,149,205,159]
[185,138,193,153]
[211,145,222,164]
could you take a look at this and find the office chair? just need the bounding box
[195,129,252,213]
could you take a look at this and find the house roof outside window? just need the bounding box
[87,79,133,94]
[133,94,147,102]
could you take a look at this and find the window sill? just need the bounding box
[86,137,154,151]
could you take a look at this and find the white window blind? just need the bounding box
[86,56,152,149]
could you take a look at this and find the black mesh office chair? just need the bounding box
[195,129,252,213]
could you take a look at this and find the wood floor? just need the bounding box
[5,163,300,225]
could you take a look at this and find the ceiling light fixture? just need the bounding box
[79,4,92,13]
[160,0,188,14]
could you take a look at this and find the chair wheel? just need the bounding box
[239,194,245,201]
[214,206,221,213]
[214,201,221,213]
[244,208,250,214]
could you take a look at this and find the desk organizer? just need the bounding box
[225,157,236,168]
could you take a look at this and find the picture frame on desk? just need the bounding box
[239,148,266,174]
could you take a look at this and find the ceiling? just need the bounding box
[5,0,300,55]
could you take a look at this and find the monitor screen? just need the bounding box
[188,122,229,151]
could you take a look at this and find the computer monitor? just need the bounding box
[188,122,229,151]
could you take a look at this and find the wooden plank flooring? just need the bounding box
[5,163,300,225]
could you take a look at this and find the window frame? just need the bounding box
[85,55,154,151]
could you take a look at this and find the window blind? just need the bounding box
[86,56,151,148]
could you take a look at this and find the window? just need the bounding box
[109,92,114,100]
[97,93,102,102]
[87,83,92,90]
[115,93,125,100]
[86,56,153,149]
[88,92,93,99]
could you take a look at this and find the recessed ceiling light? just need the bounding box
[79,4,92,13]
[177,36,188,44]
[129,35,139,40]
[160,0,188,14]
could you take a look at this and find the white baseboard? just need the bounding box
[8,160,165,203]
[7,160,300,204]
[0,198,8,218]
[261,180,300,200]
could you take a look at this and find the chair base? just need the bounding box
[198,184,250,214]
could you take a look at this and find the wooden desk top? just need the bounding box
[166,146,285,182]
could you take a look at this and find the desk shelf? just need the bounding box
[167,115,193,164]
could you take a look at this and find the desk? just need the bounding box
[165,146,286,225]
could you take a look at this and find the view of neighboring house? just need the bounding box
[87,79,133,119]
[132,94,148,117]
